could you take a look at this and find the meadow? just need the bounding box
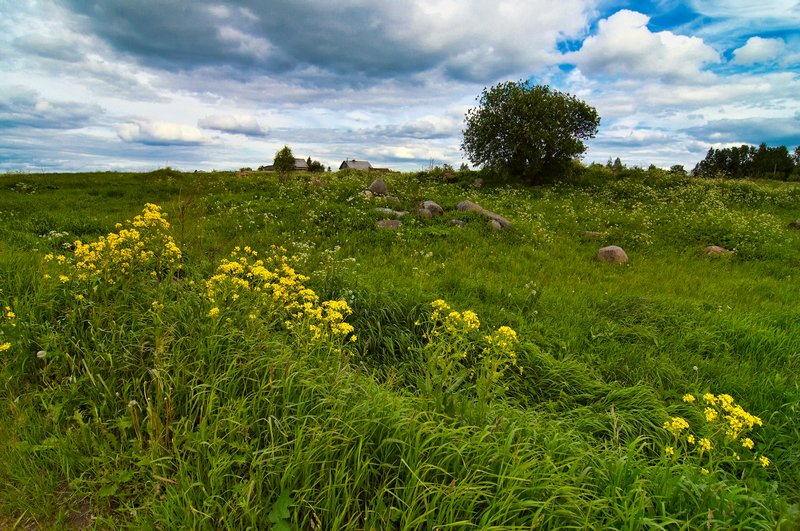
[1,167,799,529]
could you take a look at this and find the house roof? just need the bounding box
[339,159,373,170]
[294,158,308,169]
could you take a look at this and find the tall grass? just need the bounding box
[1,168,799,528]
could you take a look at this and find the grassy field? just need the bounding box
[1,167,799,529]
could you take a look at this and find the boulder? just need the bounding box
[456,200,511,228]
[448,219,466,227]
[704,245,732,256]
[420,200,444,216]
[416,207,433,219]
[472,177,484,188]
[368,178,388,196]
[377,219,401,229]
[789,220,800,230]
[488,219,503,231]
[597,245,629,264]
[375,207,406,218]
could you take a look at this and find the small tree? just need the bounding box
[462,81,599,184]
[273,145,295,181]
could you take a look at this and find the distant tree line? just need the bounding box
[692,143,800,181]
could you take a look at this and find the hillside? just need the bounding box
[1,168,799,529]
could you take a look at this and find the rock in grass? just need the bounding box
[419,200,444,217]
[377,219,401,229]
[789,220,800,230]
[704,245,732,256]
[457,200,512,228]
[579,231,603,240]
[597,245,629,264]
[368,178,388,196]
[448,219,466,227]
[488,219,503,231]
[375,207,406,218]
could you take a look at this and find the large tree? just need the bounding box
[462,81,600,184]
[273,145,295,181]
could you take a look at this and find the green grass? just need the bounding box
[1,167,799,529]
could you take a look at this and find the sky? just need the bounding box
[1,0,798,173]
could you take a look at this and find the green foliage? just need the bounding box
[693,143,797,180]
[462,81,600,184]
[273,145,295,180]
[1,169,799,529]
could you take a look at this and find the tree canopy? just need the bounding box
[273,145,295,180]
[692,143,797,180]
[461,81,600,184]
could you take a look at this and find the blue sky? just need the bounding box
[1,0,798,173]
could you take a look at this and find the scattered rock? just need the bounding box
[377,219,401,229]
[704,245,732,256]
[473,178,484,188]
[597,245,629,264]
[448,219,466,227]
[789,220,800,230]
[375,207,406,218]
[362,190,373,198]
[457,200,512,228]
[368,178,388,196]
[416,207,433,219]
[579,231,603,240]
[419,200,444,216]
[457,200,483,214]
[488,219,503,231]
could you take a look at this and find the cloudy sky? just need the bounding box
[1,0,798,173]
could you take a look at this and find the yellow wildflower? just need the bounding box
[682,393,695,403]
[702,393,716,405]
[5,311,15,319]
[759,455,770,468]
[687,434,695,444]
[665,446,675,457]
[701,468,709,476]
[704,407,718,422]
[0,342,10,351]
[58,275,70,283]
[207,307,220,317]
[698,438,713,452]
[741,438,754,450]
[663,417,690,437]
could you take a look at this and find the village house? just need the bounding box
[258,158,309,172]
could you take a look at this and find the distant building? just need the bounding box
[339,159,373,170]
[258,158,309,172]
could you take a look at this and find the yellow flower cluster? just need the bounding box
[0,305,15,352]
[45,203,181,284]
[205,246,354,344]
[663,416,690,437]
[426,299,522,389]
[662,392,771,472]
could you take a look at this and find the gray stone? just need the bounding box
[377,219,401,229]
[579,231,603,240]
[375,207,406,218]
[789,220,800,230]
[456,200,512,228]
[473,178,484,188]
[420,200,444,216]
[488,219,503,231]
[448,219,466,227]
[597,245,629,264]
[416,207,433,219]
[457,200,483,213]
[368,178,388,196]
[704,245,732,256]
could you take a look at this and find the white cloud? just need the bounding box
[198,114,268,136]
[732,37,786,65]
[565,10,721,81]
[117,121,207,145]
